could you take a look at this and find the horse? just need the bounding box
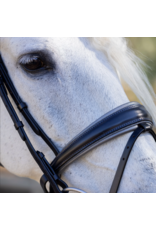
[0,37,156,192]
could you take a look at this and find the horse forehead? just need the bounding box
[1,37,85,57]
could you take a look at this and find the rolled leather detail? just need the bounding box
[51,102,153,173]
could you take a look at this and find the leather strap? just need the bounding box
[0,55,68,193]
[0,55,59,156]
[110,124,156,193]
[52,103,153,173]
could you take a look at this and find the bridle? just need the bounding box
[0,54,156,193]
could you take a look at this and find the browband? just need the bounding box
[51,102,153,173]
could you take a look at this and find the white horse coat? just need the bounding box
[0,37,156,192]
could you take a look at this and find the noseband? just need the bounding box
[0,55,156,193]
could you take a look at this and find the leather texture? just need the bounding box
[52,102,153,173]
[110,123,156,193]
[0,55,59,156]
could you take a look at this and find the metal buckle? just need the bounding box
[62,187,87,193]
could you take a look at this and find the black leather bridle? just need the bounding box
[0,54,156,193]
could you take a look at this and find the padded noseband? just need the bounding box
[52,102,153,173]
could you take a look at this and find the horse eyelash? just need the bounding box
[19,55,41,65]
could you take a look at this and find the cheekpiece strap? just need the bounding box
[110,123,156,193]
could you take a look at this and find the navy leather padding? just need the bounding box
[51,102,153,172]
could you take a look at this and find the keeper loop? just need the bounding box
[37,151,44,159]
[18,102,27,111]
[14,121,24,130]
[139,123,152,132]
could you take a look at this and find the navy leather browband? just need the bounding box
[0,54,156,193]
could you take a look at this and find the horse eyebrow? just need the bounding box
[18,48,53,58]
[16,38,53,58]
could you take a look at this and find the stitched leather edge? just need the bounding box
[62,104,145,149]
[54,118,151,171]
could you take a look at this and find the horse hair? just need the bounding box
[88,37,156,126]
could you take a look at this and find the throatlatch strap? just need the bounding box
[110,124,156,193]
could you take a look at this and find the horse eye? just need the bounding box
[21,57,45,71]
